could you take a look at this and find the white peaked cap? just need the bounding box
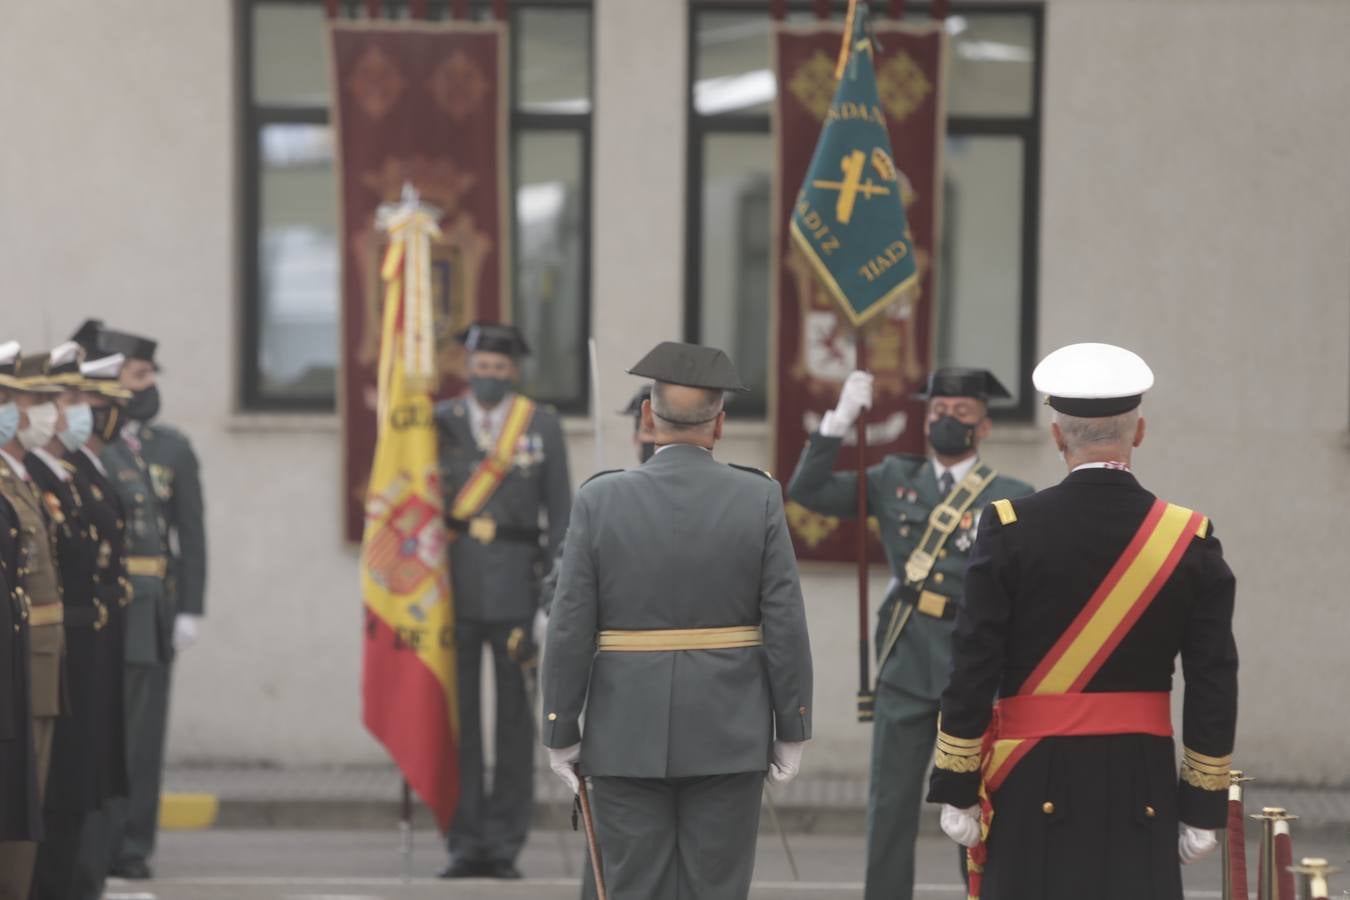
[81,353,126,380]
[0,341,18,367]
[1032,342,1154,417]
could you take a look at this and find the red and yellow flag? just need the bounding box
[360,191,459,831]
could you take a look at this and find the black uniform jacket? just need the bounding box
[927,467,1238,900]
[27,452,104,814]
[0,492,40,840]
[68,448,130,802]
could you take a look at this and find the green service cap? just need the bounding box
[627,341,748,392]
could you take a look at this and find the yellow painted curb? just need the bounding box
[159,792,218,830]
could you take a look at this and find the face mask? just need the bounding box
[127,384,160,422]
[928,415,978,457]
[58,403,93,452]
[469,376,511,407]
[638,441,656,463]
[93,405,126,442]
[0,402,19,446]
[18,401,58,451]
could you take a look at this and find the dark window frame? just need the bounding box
[685,0,1044,421]
[238,0,595,413]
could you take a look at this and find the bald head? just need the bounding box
[644,381,726,447]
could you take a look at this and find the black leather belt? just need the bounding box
[445,516,542,545]
[63,600,109,631]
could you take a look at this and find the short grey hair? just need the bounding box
[1054,408,1139,452]
[651,382,725,432]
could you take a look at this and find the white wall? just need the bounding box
[1,0,1348,782]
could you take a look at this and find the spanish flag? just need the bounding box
[359,189,459,831]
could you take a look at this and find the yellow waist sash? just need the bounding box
[596,626,763,652]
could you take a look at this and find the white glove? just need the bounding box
[532,608,548,652]
[173,614,201,652]
[819,371,874,437]
[940,803,982,848]
[1178,824,1217,865]
[548,743,581,795]
[767,740,806,786]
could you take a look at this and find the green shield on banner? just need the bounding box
[790,3,918,327]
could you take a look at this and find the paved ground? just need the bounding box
[102,828,1350,900]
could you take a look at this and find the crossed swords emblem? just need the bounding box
[811,148,897,225]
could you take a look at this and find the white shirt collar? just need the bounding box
[1071,461,1132,473]
[0,448,29,481]
[30,448,70,481]
[81,445,108,476]
[932,454,979,488]
[654,443,711,455]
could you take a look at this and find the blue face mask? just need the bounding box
[0,402,19,447]
[58,402,93,452]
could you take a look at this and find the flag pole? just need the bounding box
[400,779,413,882]
[855,329,873,722]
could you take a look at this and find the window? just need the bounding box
[687,2,1043,419]
[240,0,593,411]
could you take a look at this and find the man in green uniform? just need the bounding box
[787,367,1033,900]
[543,341,813,900]
[74,320,206,880]
[0,342,66,900]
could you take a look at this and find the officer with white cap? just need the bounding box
[928,343,1238,900]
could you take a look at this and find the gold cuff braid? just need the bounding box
[935,749,983,773]
[1181,763,1230,791]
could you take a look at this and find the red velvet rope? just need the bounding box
[1275,832,1295,900]
[1227,799,1249,900]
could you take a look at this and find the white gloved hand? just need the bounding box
[767,740,806,786]
[819,371,874,437]
[1178,824,1218,865]
[532,608,549,653]
[940,804,982,848]
[173,614,201,652]
[548,743,581,795]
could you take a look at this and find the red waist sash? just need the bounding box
[995,691,1172,740]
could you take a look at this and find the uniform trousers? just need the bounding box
[447,619,534,865]
[109,662,172,867]
[589,772,764,900]
[0,715,55,900]
[865,679,941,900]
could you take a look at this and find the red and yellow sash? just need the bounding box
[448,395,536,522]
[966,499,1207,899]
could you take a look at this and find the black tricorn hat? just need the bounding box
[914,367,1011,402]
[457,322,530,358]
[72,319,158,366]
[627,341,748,392]
[618,384,652,418]
[70,318,105,355]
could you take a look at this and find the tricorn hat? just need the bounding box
[914,367,1012,402]
[618,384,653,418]
[627,341,748,392]
[457,322,530,358]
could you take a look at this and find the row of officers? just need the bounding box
[0,321,206,900]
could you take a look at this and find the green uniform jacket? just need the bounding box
[542,445,813,777]
[787,433,1032,698]
[101,439,172,665]
[136,423,207,617]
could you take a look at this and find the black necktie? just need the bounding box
[939,471,955,497]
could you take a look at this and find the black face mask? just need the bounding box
[469,376,511,407]
[127,384,160,422]
[928,415,978,456]
[638,441,656,463]
[93,405,126,442]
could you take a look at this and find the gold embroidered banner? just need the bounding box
[331,21,509,541]
[773,21,946,563]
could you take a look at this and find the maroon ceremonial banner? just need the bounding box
[331,21,508,542]
[772,22,946,563]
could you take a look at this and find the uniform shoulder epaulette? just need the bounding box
[728,463,773,480]
[991,498,1018,525]
[582,469,623,487]
[1195,515,1211,539]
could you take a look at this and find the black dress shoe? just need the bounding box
[110,859,153,880]
[488,860,523,880]
[437,859,489,879]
